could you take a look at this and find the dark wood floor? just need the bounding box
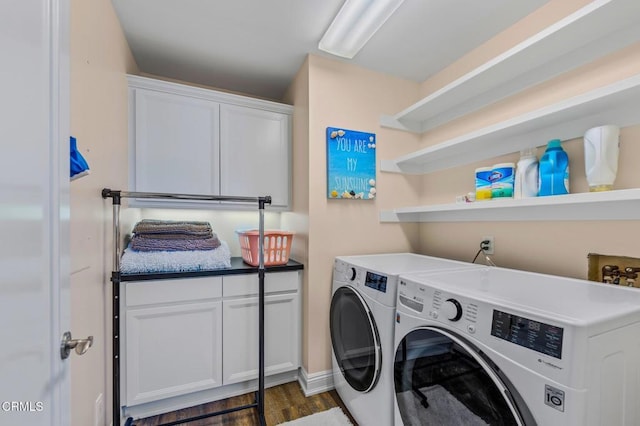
[133,381,357,425]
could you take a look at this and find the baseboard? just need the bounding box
[298,367,334,396]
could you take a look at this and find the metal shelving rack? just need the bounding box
[102,188,271,426]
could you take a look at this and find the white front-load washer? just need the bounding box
[330,253,480,426]
[393,266,640,426]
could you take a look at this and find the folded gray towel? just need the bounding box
[132,219,212,237]
[130,235,221,252]
[134,232,213,240]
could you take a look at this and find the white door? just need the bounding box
[0,1,70,425]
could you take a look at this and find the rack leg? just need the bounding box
[258,268,266,426]
[112,274,121,426]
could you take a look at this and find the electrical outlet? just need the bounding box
[481,236,494,255]
[95,393,104,426]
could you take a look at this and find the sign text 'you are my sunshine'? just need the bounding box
[326,127,376,200]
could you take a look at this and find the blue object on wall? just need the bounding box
[326,127,376,199]
[70,136,90,180]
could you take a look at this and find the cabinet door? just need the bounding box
[125,301,223,406]
[222,292,300,384]
[219,104,291,208]
[131,88,220,199]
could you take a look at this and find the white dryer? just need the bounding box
[393,266,640,426]
[330,253,480,426]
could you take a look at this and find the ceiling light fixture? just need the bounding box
[319,0,405,59]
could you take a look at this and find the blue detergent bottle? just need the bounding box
[538,139,569,196]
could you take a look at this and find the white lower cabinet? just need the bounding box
[222,273,300,384]
[122,270,301,410]
[125,300,223,406]
[124,277,224,406]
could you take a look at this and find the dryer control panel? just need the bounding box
[364,271,388,293]
[333,259,397,308]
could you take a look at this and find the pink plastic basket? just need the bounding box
[236,230,294,266]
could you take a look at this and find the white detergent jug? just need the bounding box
[514,148,538,199]
[584,125,620,192]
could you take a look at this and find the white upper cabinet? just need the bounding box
[128,75,293,210]
[220,105,291,208]
[380,0,640,134]
[132,88,220,196]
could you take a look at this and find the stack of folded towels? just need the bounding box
[120,219,232,274]
[130,220,221,251]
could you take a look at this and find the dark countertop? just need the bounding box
[118,257,304,282]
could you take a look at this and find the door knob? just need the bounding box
[60,331,93,360]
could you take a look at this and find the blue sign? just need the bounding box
[326,127,376,200]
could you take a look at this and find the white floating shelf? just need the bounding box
[380,189,640,222]
[380,73,640,175]
[380,0,640,134]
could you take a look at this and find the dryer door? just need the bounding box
[394,327,531,426]
[330,286,381,392]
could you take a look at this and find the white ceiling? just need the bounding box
[111,0,549,100]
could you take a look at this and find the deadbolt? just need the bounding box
[60,331,93,360]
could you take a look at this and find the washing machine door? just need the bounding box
[394,327,533,426]
[330,286,382,392]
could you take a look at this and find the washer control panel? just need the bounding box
[441,298,463,321]
[398,279,425,313]
[398,279,479,336]
[396,274,572,386]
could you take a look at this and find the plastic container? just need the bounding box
[584,125,620,192]
[475,167,493,200]
[236,229,294,266]
[514,148,539,199]
[538,139,569,196]
[490,163,515,198]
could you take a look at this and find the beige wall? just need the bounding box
[70,0,138,425]
[282,58,311,368]
[289,54,424,374]
[413,1,640,279]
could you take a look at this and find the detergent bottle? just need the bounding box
[584,125,620,192]
[514,148,538,199]
[538,139,569,196]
